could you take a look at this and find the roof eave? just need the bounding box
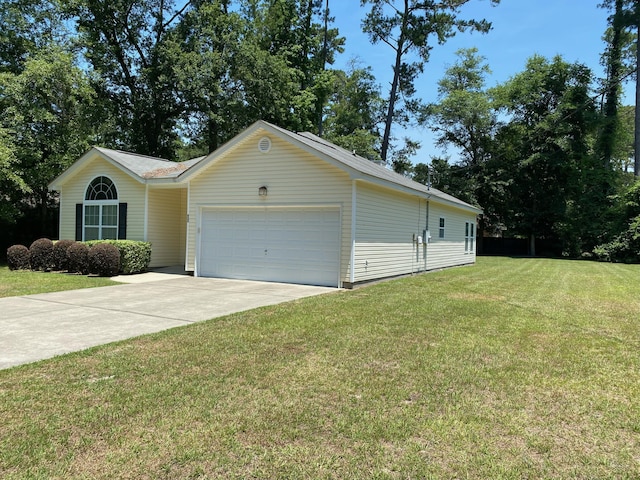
[48,147,147,191]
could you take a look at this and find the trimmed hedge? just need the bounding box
[52,239,74,271]
[67,242,89,274]
[7,245,30,270]
[88,243,121,277]
[85,240,152,274]
[29,238,54,271]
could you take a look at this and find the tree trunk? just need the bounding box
[529,233,536,257]
[602,0,624,172]
[635,22,640,176]
[381,33,405,163]
[317,0,329,137]
[380,0,409,164]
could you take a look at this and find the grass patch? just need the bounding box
[0,265,119,298]
[1,257,639,478]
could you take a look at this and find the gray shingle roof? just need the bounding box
[94,147,206,179]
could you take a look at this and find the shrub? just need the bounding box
[52,240,74,271]
[29,238,54,271]
[7,245,30,270]
[593,215,640,263]
[85,240,152,274]
[67,242,89,274]
[88,243,121,277]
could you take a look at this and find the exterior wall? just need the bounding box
[426,202,477,270]
[57,157,146,242]
[186,132,353,284]
[147,187,187,267]
[353,182,428,283]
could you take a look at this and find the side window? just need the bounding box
[84,176,119,241]
[439,217,445,239]
[465,221,475,253]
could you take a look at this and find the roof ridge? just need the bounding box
[94,146,173,163]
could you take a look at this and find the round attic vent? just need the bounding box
[258,136,272,153]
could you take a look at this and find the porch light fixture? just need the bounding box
[258,186,268,197]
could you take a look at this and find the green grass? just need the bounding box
[1,257,639,479]
[0,265,119,298]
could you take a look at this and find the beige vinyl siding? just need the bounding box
[147,188,187,267]
[426,202,477,270]
[57,157,146,241]
[187,132,352,282]
[353,182,428,283]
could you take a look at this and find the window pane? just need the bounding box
[85,206,100,226]
[85,227,100,241]
[102,205,118,227]
[86,176,118,200]
[465,222,469,236]
[439,218,445,228]
[102,227,118,240]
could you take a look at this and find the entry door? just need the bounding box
[199,207,340,287]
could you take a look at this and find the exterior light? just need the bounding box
[258,186,268,197]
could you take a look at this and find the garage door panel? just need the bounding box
[199,208,340,287]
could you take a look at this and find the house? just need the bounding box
[49,120,481,288]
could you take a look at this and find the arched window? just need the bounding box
[85,176,118,201]
[83,176,119,240]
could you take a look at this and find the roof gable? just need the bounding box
[49,147,206,190]
[182,121,481,214]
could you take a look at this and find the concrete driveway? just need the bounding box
[0,272,335,370]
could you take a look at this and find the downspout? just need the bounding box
[185,181,191,273]
[425,199,430,270]
[349,180,357,285]
[144,184,149,241]
[413,197,420,274]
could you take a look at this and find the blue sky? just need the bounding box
[328,1,618,164]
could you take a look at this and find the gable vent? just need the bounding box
[258,136,272,153]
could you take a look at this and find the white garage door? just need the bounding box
[199,207,341,287]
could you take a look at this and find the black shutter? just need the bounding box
[118,203,127,239]
[75,204,83,241]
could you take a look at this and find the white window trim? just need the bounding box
[83,201,119,241]
[465,221,475,253]
[438,217,445,239]
[83,176,119,241]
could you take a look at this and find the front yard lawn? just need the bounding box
[0,265,119,298]
[1,257,639,478]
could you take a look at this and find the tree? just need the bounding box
[490,55,600,256]
[0,0,69,74]
[422,48,495,208]
[600,0,640,176]
[170,0,245,154]
[360,0,499,164]
[0,48,95,231]
[246,0,344,133]
[0,127,28,222]
[64,0,190,158]
[413,157,472,202]
[323,62,385,161]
